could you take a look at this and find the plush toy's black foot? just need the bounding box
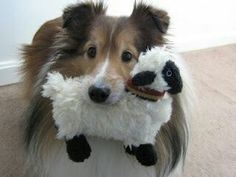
[125,144,157,166]
[135,144,157,166]
[66,134,91,162]
[125,145,137,156]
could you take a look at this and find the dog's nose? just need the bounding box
[88,85,111,103]
[132,71,156,86]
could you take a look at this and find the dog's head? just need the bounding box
[49,1,170,104]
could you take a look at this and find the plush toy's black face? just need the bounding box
[132,60,183,94]
[132,71,157,86]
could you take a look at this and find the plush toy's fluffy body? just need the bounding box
[43,71,172,146]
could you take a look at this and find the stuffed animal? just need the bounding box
[42,47,183,166]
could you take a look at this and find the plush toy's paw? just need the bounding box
[125,144,157,166]
[135,144,157,166]
[66,134,91,162]
[125,145,137,156]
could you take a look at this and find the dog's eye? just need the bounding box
[87,47,96,58]
[122,51,132,62]
[166,69,172,77]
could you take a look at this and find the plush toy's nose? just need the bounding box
[88,85,111,103]
[132,71,156,86]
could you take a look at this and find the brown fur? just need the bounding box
[21,18,63,99]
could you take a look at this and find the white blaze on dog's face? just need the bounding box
[48,2,169,104]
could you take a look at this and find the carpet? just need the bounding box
[0,44,235,177]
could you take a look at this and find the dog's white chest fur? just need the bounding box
[47,138,157,177]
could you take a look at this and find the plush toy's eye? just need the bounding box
[122,51,133,62]
[166,69,172,77]
[87,47,96,58]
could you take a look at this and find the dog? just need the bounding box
[22,1,194,177]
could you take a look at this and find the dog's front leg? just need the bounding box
[125,144,157,166]
[66,134,91,162]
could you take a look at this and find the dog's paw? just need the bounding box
[135,144,157,166]
[66,134,91,162]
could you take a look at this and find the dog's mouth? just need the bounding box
[126,78,165,101]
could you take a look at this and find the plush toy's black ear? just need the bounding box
[62,2,106,37]
[130,2,170,34]
[162,60,183,94]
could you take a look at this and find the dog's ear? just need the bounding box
[62,2,106,37]
[130,3,170,34]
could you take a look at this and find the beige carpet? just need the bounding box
[0,44,236,177]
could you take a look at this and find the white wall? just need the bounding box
[106,0,236,51]
[0,0,236,85]
[155,0,236,51]
[0,0,74,85]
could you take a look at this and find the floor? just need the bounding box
[182,44,236,177]
[0,44,236,177]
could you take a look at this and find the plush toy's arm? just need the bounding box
[65,134,91,162]
[42,72,92,162]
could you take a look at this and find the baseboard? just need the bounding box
[0,60,22,86]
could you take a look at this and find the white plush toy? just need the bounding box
[42,47,183,166]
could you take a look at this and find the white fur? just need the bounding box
[94,57,110,87]
[41,47,175,146]
[42,72,172,146]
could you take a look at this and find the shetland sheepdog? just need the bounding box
[22,1,194,177]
